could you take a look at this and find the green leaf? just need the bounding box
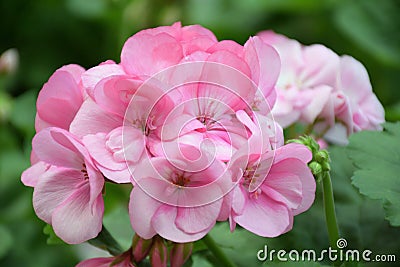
[9,90,36,139]
[347,122,400,226]
[66,0,108,19]
[88,225,123,256]
[103,205,134,250]
[0,149,30,191]
[334,0,400,67]
[0,91,13,122]
[43,224,65,245]
[0,224,13,259]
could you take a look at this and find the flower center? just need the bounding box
[81,163,89,180]
[171,172,190,187]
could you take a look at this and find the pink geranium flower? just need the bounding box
[128,147,232,242]
[22,22,319,250]
[35,64,86,132]
[224,111,315,236]
[228,142,315,237]
[21,127,104,244]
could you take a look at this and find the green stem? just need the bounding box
[322,172,340,249]
[88,225,123,256]
[202,234,236,267]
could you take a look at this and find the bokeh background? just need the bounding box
[1,0,399,266]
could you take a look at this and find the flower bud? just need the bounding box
[315,150,329,163]
[149,236,167,267]
[170,242,193,267]
[131,234,153,263]
[0,48,18,75]
[288,136,320,154]
[309,161,322,176]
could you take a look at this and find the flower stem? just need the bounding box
[88,225,123,256]
[202,234,236,267]
[322,171,340,249]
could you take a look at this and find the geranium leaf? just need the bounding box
[347,122,400,226]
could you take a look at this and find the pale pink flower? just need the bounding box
[35,64,86,132]
[258,30,340,128]
[257,30,384,144]
[323,55,385,144]
[21,127,104,244]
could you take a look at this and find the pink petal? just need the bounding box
[175,200,221,234]
[269,158,315,215]
[152,205,211,242]
[207,40,243,55]
[300,85,332,124]
[81,61,125,97]
[231,185,246,215]
[33,167,83,224]
[339,55,372,101]
[69,98,122,137]
[182,24,218,43]
[58,64,85,84]
[52,183,104,244]
[129,182,162,239]
[244,36,280,107]
[301,44,339,88]
[33,128,83,169]
[273,143,312,164]
[234,193,291,237]
[93,76,142,117]
[262,173,302,210]
[21,161,49,187]
[82,132,126,171]
[36,66,84,130]
[121,32,183,76]
[85,160,105,207]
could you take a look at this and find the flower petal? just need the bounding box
[152,205,211,243]
[175,200,221,234]
[33,167,83,224]
[52,183,104,244]
[234,193,291,237]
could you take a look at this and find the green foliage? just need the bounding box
[334,0,400,67]
[0,224,13,259]
[43,224,65,245]
[88,226,124,256]
[347,122,400,226]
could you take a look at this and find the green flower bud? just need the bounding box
[309,161,323,176]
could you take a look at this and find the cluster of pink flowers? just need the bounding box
[21,22,383,266]
[257,31,385,145]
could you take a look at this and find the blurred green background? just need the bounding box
[1,0,399,266]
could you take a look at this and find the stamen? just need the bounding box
[81,163,89,180]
